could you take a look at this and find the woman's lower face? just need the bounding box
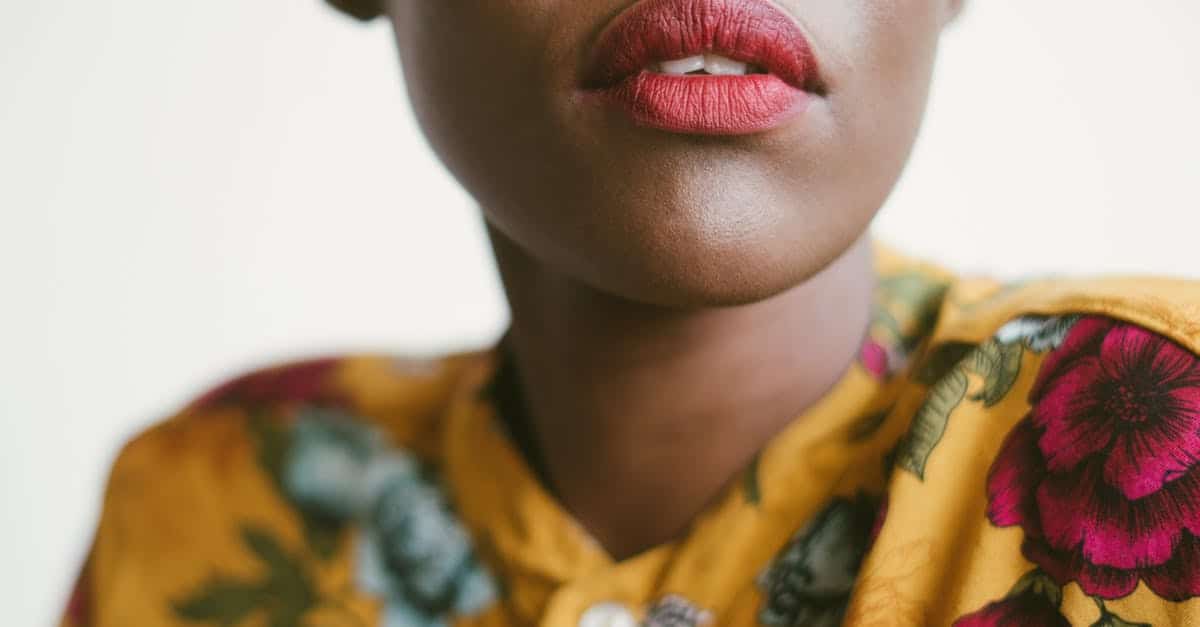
[386,0,956,306]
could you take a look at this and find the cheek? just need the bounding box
[847,1,943,110]
[387,2,572,187]
[796,0,942,102]
[799,1,943,181]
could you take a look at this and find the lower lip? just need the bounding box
[596,72,810,135]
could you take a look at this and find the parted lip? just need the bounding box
[583,0,821,91]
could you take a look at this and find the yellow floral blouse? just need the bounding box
[61,248,1200,627]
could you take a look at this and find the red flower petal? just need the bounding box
[869,494,890,548]
[1098,323,1163,379]
[1141,534,1200,601]
[987,418,1044,530]
[860,339,891,380]
[1030,316,1114,402]
[1038,459,1200,569]
[64,566,91,625]
[1090,325,1200,498]
[1031,356,1113,471]
[189,358,346,411]
[1027,533,1139,600]
[1022,536,1078,589]
[1099,323,1199,387]
[985,316,1200,602]
[1105,405,1200,499]
[1023,506,1148,601]
[1036,461,1107,557]
[1093,473,1200,569]
[1074,558,1141,600]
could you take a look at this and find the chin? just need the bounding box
[570,220,857,309]
[631,268,813,309]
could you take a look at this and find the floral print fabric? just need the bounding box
[59,248,1200,626]
[284,410,497,626]
[989,317,1200,601]
[757,495,883,627]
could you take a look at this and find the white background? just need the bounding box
[2,1,1198,623]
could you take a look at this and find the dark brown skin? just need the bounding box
[330,0,964,559]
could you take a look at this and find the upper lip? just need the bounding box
[584,0,821,91]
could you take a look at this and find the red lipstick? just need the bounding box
[584,0,821,135]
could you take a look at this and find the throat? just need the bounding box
[494,350,825,559]
[491,238,876,560]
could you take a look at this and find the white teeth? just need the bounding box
[703,53,749,75]
[653,53,752,76]
[658,55,705,75]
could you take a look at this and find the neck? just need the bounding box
[489,231,875,560]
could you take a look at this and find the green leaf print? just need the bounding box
[1010,568,1063,608]
[242,527,291,569]
[173,578,263,626]
[174,525,318,627]
[895,315,1078,483]
[248,412,290,495]
[899,335,1029,480]
[300,512,344,561]
[248,412,347,561]
[757,495,881,626]
[875,272,952,353]
[173,416,359,627]
[915,342,974,386]
[896,367,969,480]
[241,527,318,615]
[967,340,1024,407]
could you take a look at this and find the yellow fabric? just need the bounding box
[60,247,1200,627]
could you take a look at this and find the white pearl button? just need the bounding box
[579,602,638,627]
